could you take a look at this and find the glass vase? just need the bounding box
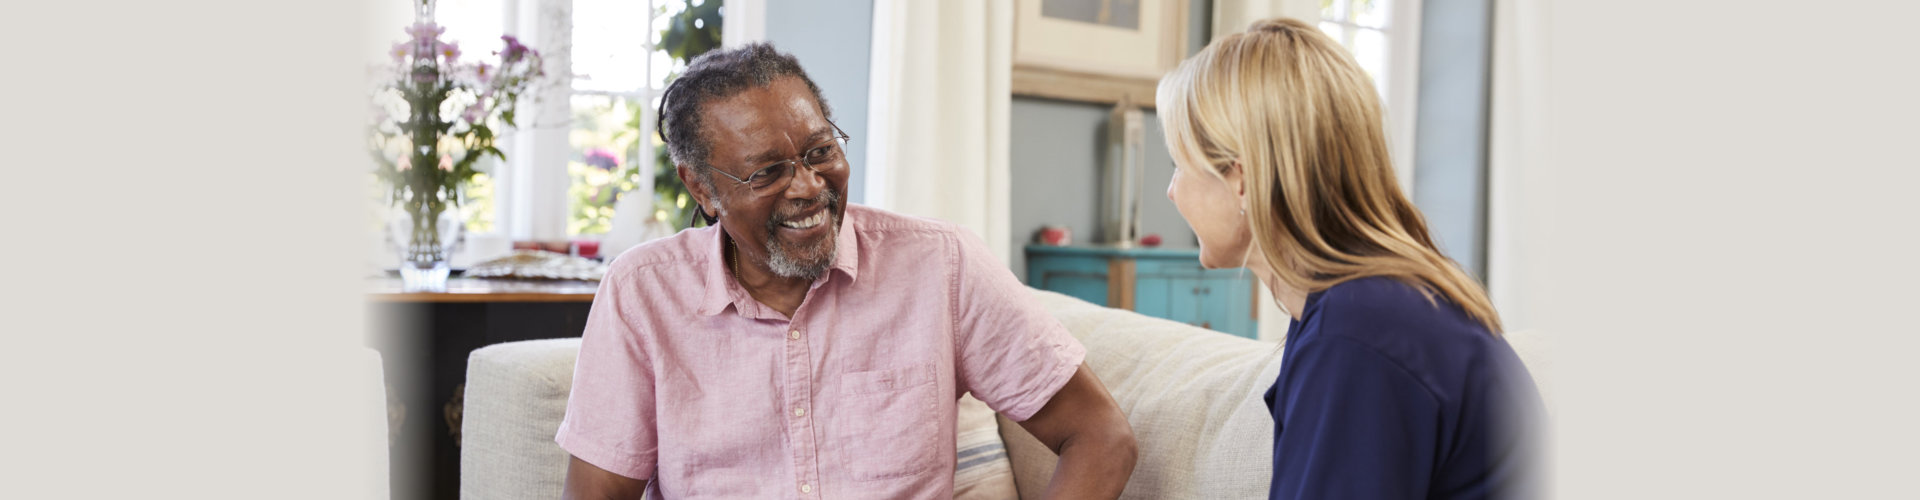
[387,199,465,293]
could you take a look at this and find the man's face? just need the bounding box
[691,76,850,280]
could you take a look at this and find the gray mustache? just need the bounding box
[768,189,842,227]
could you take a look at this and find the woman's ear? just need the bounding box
[1225,161,1248,205]
[1228,161,1259,215]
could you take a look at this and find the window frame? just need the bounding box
[1319,0,1423,195]
[476,0,762,242]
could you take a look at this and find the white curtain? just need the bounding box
[1486,0,1551,334]
[864,0,1014,263]
[499,0,573,243]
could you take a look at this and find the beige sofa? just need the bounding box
[460,289,1546,499]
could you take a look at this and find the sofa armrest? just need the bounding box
[461,338,583,500]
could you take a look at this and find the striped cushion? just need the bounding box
[953,393,1018,499]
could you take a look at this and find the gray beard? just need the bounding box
[765,222,837,281]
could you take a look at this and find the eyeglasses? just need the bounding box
[709,121,853,195]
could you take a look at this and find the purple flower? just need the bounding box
[462,101,486,123]
[390,42,413,63]
[436,41,461,63]
[583,148,620,170]
[499,35,530,63]
[407,22,445,43]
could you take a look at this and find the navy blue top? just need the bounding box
[1265,277,1544,500]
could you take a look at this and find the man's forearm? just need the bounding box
[1040,423,1139,500]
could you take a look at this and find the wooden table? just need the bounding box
[368,277,598,500]
[367,277,600,302]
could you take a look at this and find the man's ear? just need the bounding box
[678,164,720,218]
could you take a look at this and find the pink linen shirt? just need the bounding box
[555,204,1086,499]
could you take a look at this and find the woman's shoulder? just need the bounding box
[1300,276,1508,369]
[1309,276,1462,328]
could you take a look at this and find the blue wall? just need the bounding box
[1411,0,1493,279]
[765,0,875,204]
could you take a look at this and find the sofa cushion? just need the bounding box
[1000,289,1286,499]
[954,393,1019,499]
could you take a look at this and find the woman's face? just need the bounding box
[1166,155,1252,269]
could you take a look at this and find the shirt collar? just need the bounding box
[827,205,861,285]
[693,205,862,317]
[695,225,739,317]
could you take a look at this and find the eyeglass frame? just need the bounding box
[706,120,854,195]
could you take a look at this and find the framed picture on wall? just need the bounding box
[1013,0,1189,108]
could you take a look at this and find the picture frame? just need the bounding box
[1012,0,1190,108]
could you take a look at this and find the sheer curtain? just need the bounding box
[863,0,1014,263]
[1487,0,1550,334]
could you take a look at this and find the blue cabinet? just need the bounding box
[1025,245,1259,339]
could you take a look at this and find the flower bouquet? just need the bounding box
[369,18,542,291]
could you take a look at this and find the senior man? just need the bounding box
[556,43,1137,500]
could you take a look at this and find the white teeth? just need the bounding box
[781,211,826,229]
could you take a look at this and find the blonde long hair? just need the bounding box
[1157,17,1503,334]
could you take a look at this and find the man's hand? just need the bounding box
[561,455,650,500]
[1016,363,1138,500]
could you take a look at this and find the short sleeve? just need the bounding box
[1269,334,1440,500]
[553,270,659,480]
[949,230,1086,422]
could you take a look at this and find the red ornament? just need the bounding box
[1037,226,1072,246]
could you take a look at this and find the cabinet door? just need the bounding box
[1132,274,1174,319]
[1200,276,1257,338]
[1165,277,1209,329]
[1028,256,1111,307]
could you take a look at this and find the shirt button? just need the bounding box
[794,407,806,417]
[790,329,802,340]
[801,483,811,493]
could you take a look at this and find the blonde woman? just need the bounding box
[1158,18,1544,499]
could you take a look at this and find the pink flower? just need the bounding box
[438,154,454,171]
[406,22,445,43]
[472,62,493,83]
[498,35,530,64]
[583,148,620,170]
[462,101,486,123]
[436,41,461,63]
[396,155,412,171]
[390,42,413,63]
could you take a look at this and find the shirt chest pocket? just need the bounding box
[831,363,940,481]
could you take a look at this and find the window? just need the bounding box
[1319,0,1422,190]
[383,0,720,245]
[567,0,694,236]
[1319,0,1393,97]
